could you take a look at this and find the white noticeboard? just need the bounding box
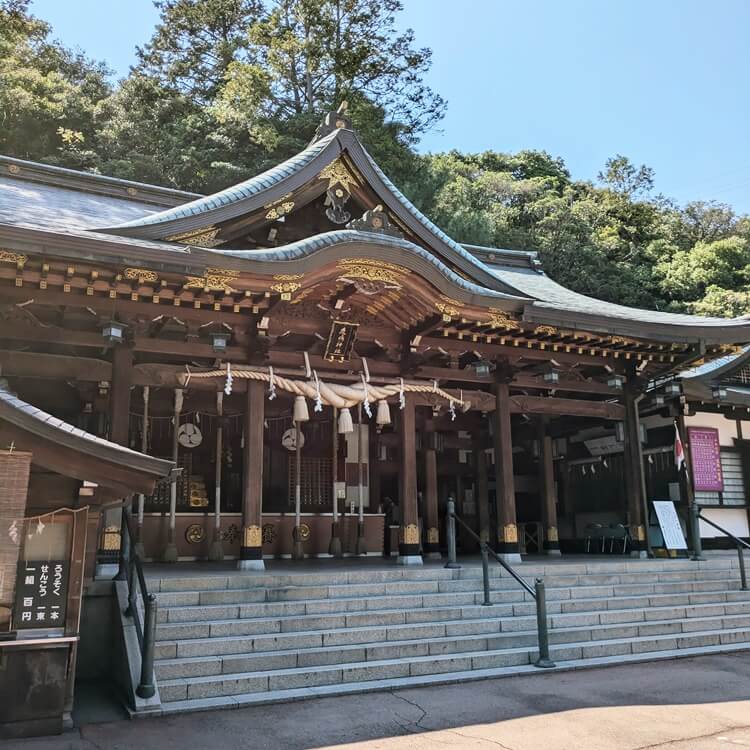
[652,500,688,550]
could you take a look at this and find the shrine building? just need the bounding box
[3,106,750,731]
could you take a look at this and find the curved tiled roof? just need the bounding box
[218,229,527,303]
[0,386,174,484]
[105,130,339,231]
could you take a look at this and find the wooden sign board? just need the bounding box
[13,559,69,629]
[652,500,688,550]
[688,427,723,492]
[324,320,359,363]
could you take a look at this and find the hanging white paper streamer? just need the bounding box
[313,371,323,412]
[268,366,277,400]
[224,362,233,395]
[361,374,372,418]
[399,378,406,410]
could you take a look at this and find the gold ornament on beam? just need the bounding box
[0,250,27,266]
[273,273,304,281]
[270,280,302,300]
[265,201,295,221]
[435,296,463,321]
[533,325,557,336]
[244,525,262,547]
[166,226,222,248]
[484,308,519,330]
[336,258,407,286]
[185,273,239,293]
[123,267,158,283]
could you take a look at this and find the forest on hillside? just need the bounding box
[2,0,749,318]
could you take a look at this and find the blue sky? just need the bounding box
[30,0,750,213]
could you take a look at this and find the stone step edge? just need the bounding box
[155,600,750,649]
[149,559,740,591]
[155,593,750,637]
[143,641,750,718]
[153,611,750,669]
[155,626,750,689]
[156,575,745,610]
[151,564,742,594]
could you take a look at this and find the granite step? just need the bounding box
[153,588,750,642]
[157,571,738,621]
[154,610,750,680]
[153,597,750,659]
[155,625,750,703]
[149,558,741,594]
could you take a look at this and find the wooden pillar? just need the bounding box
[423,427,440,558]
[677,412,701,553]
[475,434,490,544]
[398,393,422,565]
[240,379,265,569]
[623,367,647,556]
[109,346,132,446]
[493,373,520,562]
[538,417,561,555]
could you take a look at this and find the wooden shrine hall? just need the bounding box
[2,105,750,569]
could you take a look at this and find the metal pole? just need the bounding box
[115,503,131,581]
[292,420,304,560]
[533,578,555,668]
[135,385,149,559]
[329,406,343,557]
[163,388,182,562]
[738,544,748,591]
[481,544,491,605]
[444,498,460,569]
[136,594,157,699]
[691,504,705,561]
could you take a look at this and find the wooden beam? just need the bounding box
[508,395,625,420]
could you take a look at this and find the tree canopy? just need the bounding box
[1,0,749,318]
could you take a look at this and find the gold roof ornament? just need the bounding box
[534,325,557,336]
[0,249,27,266]
[184,269,239,292]
[166,226,222,248]
[336,258,407,286]
[435,298,462,320]
[320,158,360,194]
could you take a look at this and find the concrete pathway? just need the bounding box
[7,653,750,750]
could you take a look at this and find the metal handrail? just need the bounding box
[119,506,158,699]
[445,499,555,668]
[696,509,748,590]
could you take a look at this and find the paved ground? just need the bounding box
[7,652,750,750]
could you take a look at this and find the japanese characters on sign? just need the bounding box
[13,560,68,630]
[687,427,724,492]
[323,320,359,363]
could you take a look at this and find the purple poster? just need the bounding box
[688,427,724,492]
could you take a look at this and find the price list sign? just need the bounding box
[688,427,724,492]
[13,559,69,630]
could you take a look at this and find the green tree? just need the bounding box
[0,0,111,167]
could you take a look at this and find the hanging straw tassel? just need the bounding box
[338,407,354,434]
[293,395,310,423]
[376,399,391,426]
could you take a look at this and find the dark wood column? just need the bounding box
[240,379,265,569]
[623,366,647,555]
[538,417,560,555]
[423,427,440,558]
[109,346,133,446]
[398,393,422,564]
[493,368,520,561]
[475,433,491,544]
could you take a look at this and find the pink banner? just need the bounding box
[688,427,724,492]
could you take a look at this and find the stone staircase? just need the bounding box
[146,556,750,715]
